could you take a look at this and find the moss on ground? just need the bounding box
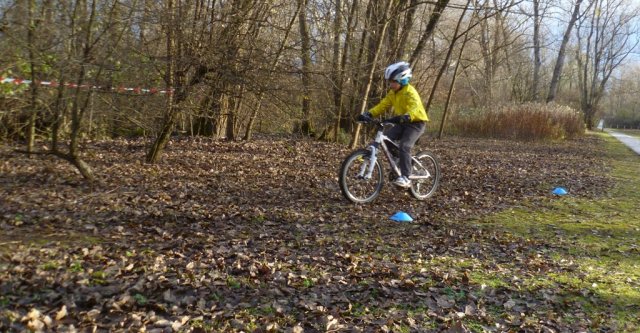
[477,132,640,329]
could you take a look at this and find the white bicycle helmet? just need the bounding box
[384,61,412,86]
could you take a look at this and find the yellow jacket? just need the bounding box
[369,84,429,122]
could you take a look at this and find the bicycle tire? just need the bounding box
[339,149,384,203]
[409,151,440,200]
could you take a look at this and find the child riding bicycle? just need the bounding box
[357,61,429,188]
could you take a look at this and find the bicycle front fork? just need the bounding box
[358,146,378,180]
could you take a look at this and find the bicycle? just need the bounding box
[339,119,441,204]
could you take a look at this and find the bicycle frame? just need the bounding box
[359,121,432,181]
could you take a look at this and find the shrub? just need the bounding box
[449,103,585,141]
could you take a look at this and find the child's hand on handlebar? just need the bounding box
[357,112,373,122]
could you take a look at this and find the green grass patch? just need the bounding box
[90,270,108,285]
[464,319,491,333]
[40,261,60,271]
[423,256,515,290]
[477,132,640,329]
[69,261,84,273]
[226,276,242,289]
[133,293,148,306]
[0,232,101,258]
[466,270,511,289]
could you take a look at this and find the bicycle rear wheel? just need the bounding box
[339,149,384,203]
[409,151,440,200]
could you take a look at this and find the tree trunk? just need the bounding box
[226,112,236,141]
[26,0,38,156]
[334,0,359,140]
[45,0,130,181]
[226,85,245,140]
[51,70,66,152]
[50,150,95,181]
[330,0,343,142]
[531,0,541,101]
[346,0,375,130]
[425,0,470,112]
[244,1,302,141]
[243,98,263,141]
[409,0,449,67]
[26,0,38,157]
[394,0,418,60]
[349,0,394,149]
[64,0,99,182]
[478,3,499,107]
[146,0,176,163]
[438,32,470,139]
[574,0,636,130]
[546,0,583,103]
[298,0,313,136]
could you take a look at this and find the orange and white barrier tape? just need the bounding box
[0,76,173,95]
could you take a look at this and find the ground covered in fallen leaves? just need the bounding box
[0,134,617,332]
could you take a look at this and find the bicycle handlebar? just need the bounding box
[358,112,410,124]
[357,118,397,126]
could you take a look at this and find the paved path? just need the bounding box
[606,130,640,155]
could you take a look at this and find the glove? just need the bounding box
[387,114,411,124]
[356,112,373,122]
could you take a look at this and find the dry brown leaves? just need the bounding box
[0,134,612,332]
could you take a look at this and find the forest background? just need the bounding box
[0,0,639,175]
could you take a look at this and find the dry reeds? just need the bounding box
[450,103,585,141]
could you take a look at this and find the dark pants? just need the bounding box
[385,122,426,177]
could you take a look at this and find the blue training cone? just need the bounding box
[390,211,413,222]
[552,187,568,196]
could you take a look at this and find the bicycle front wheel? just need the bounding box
[409,151,440,200]
[339,149,384,204]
